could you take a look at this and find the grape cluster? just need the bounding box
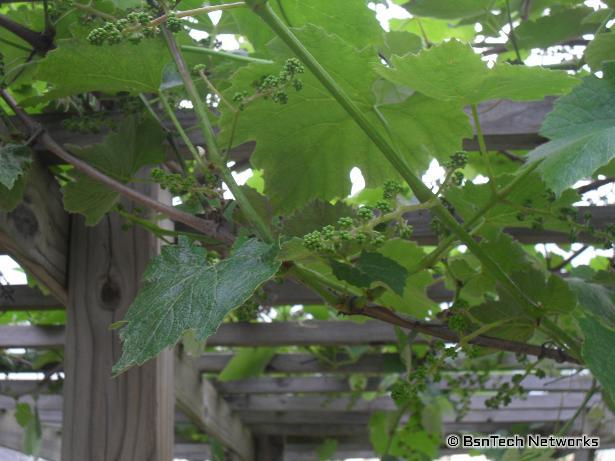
[87,11,159,46]
[302,180,415,254]
[302,217,380,252]
[151,168,198,196]
[233,59,305,109]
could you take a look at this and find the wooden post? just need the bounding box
[254,435,284,461]
[61,182,174,461]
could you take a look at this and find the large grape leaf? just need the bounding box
[579,316,615,402]
[586,33,615,70]
[569,279,615,330]
[402,0,493,19]
[34,38,171,99]
[217,0,383,54]
[63,115,165,225]
[331,251,408,296]
[376,239,436,318]
[374,40,578,104]
[513,7,594,50]
[528,64,615,193]
[389,17,475,43]
[113,238,280,374]
[220,26,471,212]
[0,144,32,190]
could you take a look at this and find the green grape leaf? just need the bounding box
[113,237,280,374]
[218,347,276,381]
[0,144,32,190]
[14,403,41,456]
[0,170,27,212]
[62,115,165,225]
[579,316,615,402]
[218,0,383,54]
[389,17,475,43]
[513,7,594,50]
[376,239,436,318]
[221,26,470,211]
[585,33,615,71]
[34,38,171,99]
[403,0,493,19]
[569,279,615,329]
[317,439,338,461]
[281,200,355,237]
[331,251,408,296]
[375,40,578,104]
[528,64,615,194]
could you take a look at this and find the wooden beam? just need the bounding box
[214,374,593,395]
[61,181,174,461]
[0,160,68,305]
[0,325,64,348]
[0,285,61,311]
[227,393,599,413]
[255,435,284,461]
[206,320,398,347]
[175,350,255,461]
[239,409,581,426]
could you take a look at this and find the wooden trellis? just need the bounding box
[0,99,614,461]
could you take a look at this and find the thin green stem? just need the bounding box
[149,2,246,28]
[505,0,523,64]
[383,402,410,456]
[162,27,274,243]
[158,91,200,159]
[181,45,274,65]
[246,2,581,359]
[556,382,597,436]
[471,104,497,194]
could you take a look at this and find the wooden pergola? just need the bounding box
[0,99,613,460]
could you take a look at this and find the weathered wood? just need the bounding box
[227,393,599,413]
[0,285,61,311]
[175,351,254,461]
[239,408,580,425]
[254,435,284,461]
[0,325,64,348]
[207,320,398,347]
[214,374,593,395]
[0,160,68,305]
[61,182,174,461]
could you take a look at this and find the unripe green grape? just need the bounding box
[303,231,324,250]
[375,199,393,214]
[383,180,403,199]
[357,206,373,221]
[337,217,353,229]
[166,13,183,32]
[448,314,470,334]
[292,79,304,91]
[321,225,335,240]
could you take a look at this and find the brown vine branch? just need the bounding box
[576,177,614,195]
[346,303,580,364]
[0,13,54,54]
[0,89,235,245]
[550,245,589,272]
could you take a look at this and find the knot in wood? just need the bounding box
[100,276,122,309]
[9,204,39,238]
